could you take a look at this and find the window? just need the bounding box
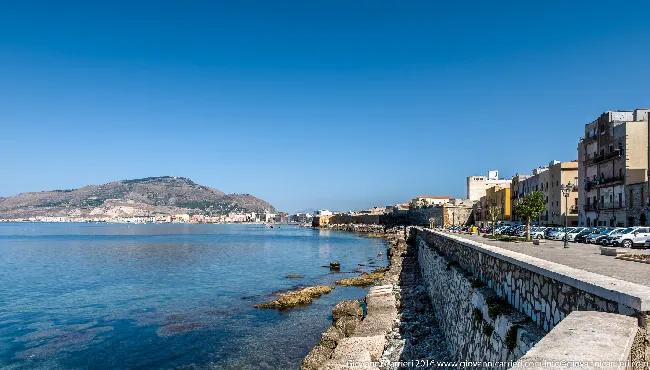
[556,181,559,187]
[619,193,623,206]
[619,168,623,179]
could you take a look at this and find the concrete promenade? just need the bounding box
[454,232,650,287]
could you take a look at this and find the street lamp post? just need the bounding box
[561,182,573,248]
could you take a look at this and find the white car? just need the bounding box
[611,227,650,248]
[564,227,587,242]
[530,227,547,239]
[548,228,574,241]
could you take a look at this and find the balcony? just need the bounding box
[569,205,578,214]
[581,132,598,144]
[584,149,622,166]
[583,204,597,212]
[590,175,624,189]
[599,202,625,210]
[583,202,625,212]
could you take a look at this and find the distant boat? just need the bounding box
[269,225,274,228]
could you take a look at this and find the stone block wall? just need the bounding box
[328,214,382,225]
[417,236,543,366]
[413,227,650,363]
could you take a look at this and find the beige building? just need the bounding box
[466,170,511,201]
[579,109,649,227]
[518,161,578,227]
[545,161,579,226]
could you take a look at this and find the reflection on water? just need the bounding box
[0,223,387,369]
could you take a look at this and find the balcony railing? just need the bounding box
[583,202,625,212]
[584,149,622,166]
[581,132,598,144]
[569,205,578,214]
[590,175,624,188]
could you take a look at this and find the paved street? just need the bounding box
[451,232,650,287]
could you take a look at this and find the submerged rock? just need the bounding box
[333,267,389,287]
[284,274,304,278]
[254,286,333,310]
[329,261,341,270]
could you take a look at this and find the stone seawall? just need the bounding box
[416,235,543,365]
[413,228,650,364]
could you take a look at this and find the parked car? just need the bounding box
[494,226,508,234]
[611,227,650,248]
[564,227,587,242]
[574,227,602,243]
[507,225,525,236]
[585,228,617,244]
[547,228,567,240]
[547,227,572,240]
[603,228,628,245]
[544,227,561,238]
[530,227,547,239]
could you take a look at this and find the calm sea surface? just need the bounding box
[0,223,388,369]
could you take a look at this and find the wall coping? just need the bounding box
[419,228,650,312]
[516,311,638,369]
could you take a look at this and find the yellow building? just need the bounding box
[485,185,511,223]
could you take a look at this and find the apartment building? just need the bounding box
[475,185,510,226]
[578,110,649,227]
[466,170,511,201]
[517,161,578,227]
[510,173,530,223]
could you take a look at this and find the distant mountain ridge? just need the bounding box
[0,176,275,219]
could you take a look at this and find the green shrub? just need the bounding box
[486,296,511,319]
[505,325,520,351]
[483,323,494,336]
[470,279,486,289]
[473,308,483,324]
[445,261,459,271]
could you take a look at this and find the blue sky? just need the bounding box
[1,1,649,212]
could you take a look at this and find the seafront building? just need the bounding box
[513,161,579,227]
[578,110,649,227]
[466,170,511,201]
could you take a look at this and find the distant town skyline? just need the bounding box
[2,1,650,212]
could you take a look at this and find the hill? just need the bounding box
[0,176,275,219]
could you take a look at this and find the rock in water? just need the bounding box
[284,274,304,278]
[329,261,340,270]
[254,286,333,310]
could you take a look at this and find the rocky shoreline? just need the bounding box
[301,225,451,369]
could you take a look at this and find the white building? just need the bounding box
[466,170,511,201]
[315,210,333,216]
